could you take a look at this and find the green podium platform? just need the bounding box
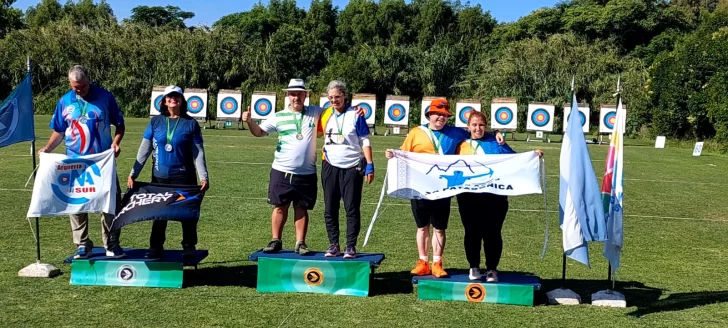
[412,272,541,306]
[64,248,208,288]
[249,250,385,297]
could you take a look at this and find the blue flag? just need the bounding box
[0,74,35,148]
[558,90,607,267]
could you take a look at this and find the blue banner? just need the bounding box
[111,182,205,231]
[0,74,35,148]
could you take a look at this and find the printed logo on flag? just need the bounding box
[0,99,18,144]
[51,157,103,205]
[466,284,485,302]
[304,267,324,286]
[423,159,512,197]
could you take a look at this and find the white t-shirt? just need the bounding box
[260,106,324,175]
[319,106,371,168]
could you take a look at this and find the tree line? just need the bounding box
[1,0,727,151]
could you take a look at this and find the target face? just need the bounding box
[387,104,406,122]
[568,111,587,127]
[530,108,550,127]
[154,95,163,112]
[459,106,474,124]
[187,96,204,114]
[495,107,514,125]
[356,102,373,120]
[604,111,616,129]
[254,98,273,116]
[219,97,238,115]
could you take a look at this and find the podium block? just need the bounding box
[412,273,541,306]
[249,250,385,297]
[64,248,208,288]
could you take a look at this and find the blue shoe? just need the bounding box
[73,246,91,259]
[106,246,126,259]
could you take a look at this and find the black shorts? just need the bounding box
[410,198,451,230]
[268,169,318,210]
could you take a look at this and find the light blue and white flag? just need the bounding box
[559,88,607,267]
[0,74,35,148]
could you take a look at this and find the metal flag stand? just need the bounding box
[18,56,60,278]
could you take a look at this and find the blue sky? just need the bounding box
[12,0,560,26]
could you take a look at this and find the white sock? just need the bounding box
[433,256,441,263]
[419,256,428,261]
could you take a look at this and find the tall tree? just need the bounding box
[126,5,194,29]
[0,0,24,38]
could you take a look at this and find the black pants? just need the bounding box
[321,161,363,247]
[456,192,509,270]
[150,174,198,249]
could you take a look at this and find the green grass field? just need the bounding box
[1,116,727,327]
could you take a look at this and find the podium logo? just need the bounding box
[465,284,485,303]
[116,264,137,283]
[303,268,324,286]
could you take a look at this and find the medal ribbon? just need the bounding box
[166,117,180,146]
[426,126,445,154]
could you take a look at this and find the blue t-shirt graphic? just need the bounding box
[143,115,204,179]
[50,85,124,156]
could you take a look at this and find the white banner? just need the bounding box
[27,149,117,217]
[386,150,542,200]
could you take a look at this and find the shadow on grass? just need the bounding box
[184,262,257,288]
[628,290,728,317]
[538,278,663,307]
[370,270,414,296]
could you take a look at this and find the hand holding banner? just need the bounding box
[111,182,205,232]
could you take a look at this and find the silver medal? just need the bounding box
[165,144,173,152]
[296,133,303,140]
[78,116,87,124]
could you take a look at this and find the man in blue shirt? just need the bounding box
[39,65,126,259]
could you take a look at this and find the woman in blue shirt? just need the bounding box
[128,85,209,260]
[456,111,542,282]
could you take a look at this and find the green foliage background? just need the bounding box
[2,0,728,150]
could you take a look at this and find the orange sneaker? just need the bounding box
[432,260,448,278]
[410,259,431,276]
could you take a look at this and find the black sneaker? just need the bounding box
[343,246,357,259]
[295,241,311,255]
[144,248,164,259]
[182,246,196,263]
[263,239,282,253]
[324,244,340,257]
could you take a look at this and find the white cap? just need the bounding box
[282,79,310,92]
[163,85,183,97]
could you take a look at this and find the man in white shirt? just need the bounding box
[243,79,321,255]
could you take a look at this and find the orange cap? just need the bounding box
[427,98,451,117]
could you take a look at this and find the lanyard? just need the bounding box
[426,127,445,154]
[166,117,180,144]
[292,107,306,135]
[76,96,88,118]
[332,108,346,136]
[469,139,481,155]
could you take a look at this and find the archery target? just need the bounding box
[352,95,376,125]
[384,98,409,126]
[526,103,554,132]
[150,90,164,117]
[456,102,481,128]
[216,91,242,119]
[184,90,207,119]
[563,105,590,133]
[284,94,310,110]
[421,105,430,125]
[251,94,276,119]
[490,101,517,130]
[320,96,331,110]
[599,106,617,133]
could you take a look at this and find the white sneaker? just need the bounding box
[469,268,482,280]
[485,270,498,283]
